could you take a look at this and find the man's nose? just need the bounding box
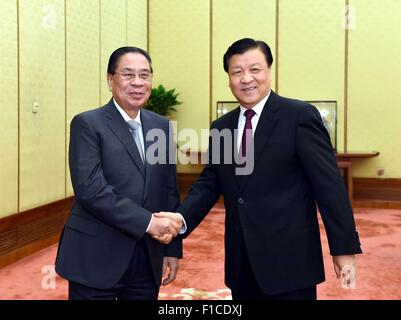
[129,76,144,86]
[240,72,253,83]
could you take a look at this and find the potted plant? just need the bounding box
[145,84,182,117]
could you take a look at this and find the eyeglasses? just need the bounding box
[114,72,152,82]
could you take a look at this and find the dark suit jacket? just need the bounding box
[55,100,181,289]
[179,91,362,295]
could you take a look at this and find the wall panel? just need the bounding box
[127,0,148,49]
[100,0,127,104]
[279,0,346,151]
[0,1,18,217]
[348,0,401,178]
[149,0,210,162]
[19,0,65,211]
[65,0,100,196]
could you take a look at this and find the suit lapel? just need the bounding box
[104,101,145,178]
[140,109,156,199]
[227,108,242,190]
[237,91,280,192]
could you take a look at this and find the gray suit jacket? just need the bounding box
[56,100,181,289]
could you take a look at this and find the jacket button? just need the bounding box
[238,198,244,205]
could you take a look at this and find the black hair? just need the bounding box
[223,38,273,73]
[107,46,153,74]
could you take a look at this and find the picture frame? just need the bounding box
[216,101,239,118]
[305,100,337,152]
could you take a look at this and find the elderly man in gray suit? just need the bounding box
[56,47,183,300]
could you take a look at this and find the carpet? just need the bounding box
[1,204,400,300]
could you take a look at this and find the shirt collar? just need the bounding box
[113,98,142,125]
[239,90,271,119]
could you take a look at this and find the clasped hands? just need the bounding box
[147,212,183,244]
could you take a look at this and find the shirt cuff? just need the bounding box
[146,215,153,233]
[176,213,187,234]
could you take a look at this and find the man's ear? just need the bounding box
[267,66,273,82]
[107,74,113,91]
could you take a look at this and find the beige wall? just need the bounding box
[149,0,276,173]
[348,0,401,178]
[127,0,148,55]
[19,0,66,212]
[100,0,127,104]
[279,0,346,152]
[149,0,211,173]
[150,0,401,178]
[0,0,147,218]
[1,0,401,218]
[0,1,18,218]
[66,0,101,197]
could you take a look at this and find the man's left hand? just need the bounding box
[162,256,179,286]
[332,254,356,289]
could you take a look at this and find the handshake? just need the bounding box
[147,212,184,245]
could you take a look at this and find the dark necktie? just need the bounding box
[241,109,256,158]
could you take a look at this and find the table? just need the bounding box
[335,152,380,203]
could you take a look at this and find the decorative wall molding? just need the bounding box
[0,198,72,269]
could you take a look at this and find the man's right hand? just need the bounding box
[147,213,182,244]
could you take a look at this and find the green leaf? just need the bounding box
[145,84,182,116]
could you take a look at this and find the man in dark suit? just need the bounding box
[55,47,183,300]
[156,38,362,300]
